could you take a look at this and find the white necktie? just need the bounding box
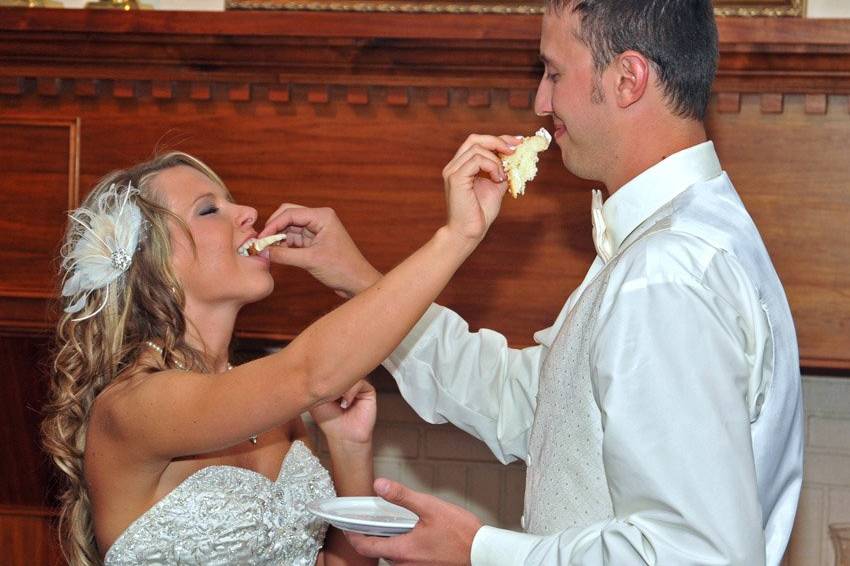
[591,189,614,263]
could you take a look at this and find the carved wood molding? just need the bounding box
[1,10,849,99]
[2,80,850,116]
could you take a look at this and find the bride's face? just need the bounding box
[154,165,274,309]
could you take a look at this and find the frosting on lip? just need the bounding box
[535,127,552,144]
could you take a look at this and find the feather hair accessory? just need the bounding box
[61,182,143,321]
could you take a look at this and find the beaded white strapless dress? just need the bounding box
[104,440,335,565]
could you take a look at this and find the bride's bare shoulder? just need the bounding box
[89,363,179,443]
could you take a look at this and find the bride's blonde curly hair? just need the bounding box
[42,151,226,565]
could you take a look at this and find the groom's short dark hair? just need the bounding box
[544,0,718,122]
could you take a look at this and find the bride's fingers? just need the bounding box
[339,380,375,409]
[451,134,518,161]
[445,146,504,180]
[275,226,317,248]
[259,205,321,239]
[450,152,505,186]
[285,231,307,248]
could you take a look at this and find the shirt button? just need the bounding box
[520,514,526,529]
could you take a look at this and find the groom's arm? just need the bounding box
[383,303,546,465]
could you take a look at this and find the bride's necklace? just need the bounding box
[145,341,258,445]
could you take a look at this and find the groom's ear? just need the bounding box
[612,50,650,110]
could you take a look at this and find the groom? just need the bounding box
[265,0,804,564]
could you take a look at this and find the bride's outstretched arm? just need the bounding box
[100,134,514,461]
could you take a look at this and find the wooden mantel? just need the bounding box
[0,8,849,373]
[1,9,850,91]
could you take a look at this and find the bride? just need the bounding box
[41,135,514,565]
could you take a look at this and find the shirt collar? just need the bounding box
[601,141,722,253]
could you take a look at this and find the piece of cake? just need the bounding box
[238,233,287,257]
[501,128,552,198]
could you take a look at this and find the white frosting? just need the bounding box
[535,127,552,145]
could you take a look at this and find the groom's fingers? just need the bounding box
[348,481,481,565]
[345,531,408,561]
[343,478,431,561]
[374,478,433,519]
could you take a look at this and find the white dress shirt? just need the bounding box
[384,141,803,565]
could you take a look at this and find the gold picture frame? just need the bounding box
[714,0,803,17]
[226,0,541,13]
[226,0,805,16]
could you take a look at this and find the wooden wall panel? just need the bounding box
[0,505,62,566]
[0,118,79,301]
[0,335,59,508]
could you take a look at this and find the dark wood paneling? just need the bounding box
[0,505,62,566]
[0,117,78,300]
[0,335,59,508]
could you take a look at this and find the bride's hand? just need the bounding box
[258,204,381,299]
[442,134,517,243]
[309,379,376,447]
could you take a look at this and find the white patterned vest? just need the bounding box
[523,213,672,535]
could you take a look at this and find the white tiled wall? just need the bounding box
[306,392,526,533]
[309,376,850,565]
[785,377,850,566]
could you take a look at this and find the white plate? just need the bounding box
[308,496,419,536]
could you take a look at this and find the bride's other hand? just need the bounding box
[258,204,381,299]
[309,379,376,447]
[312,378,378,565]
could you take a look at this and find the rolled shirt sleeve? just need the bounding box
[384,304,546,464]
